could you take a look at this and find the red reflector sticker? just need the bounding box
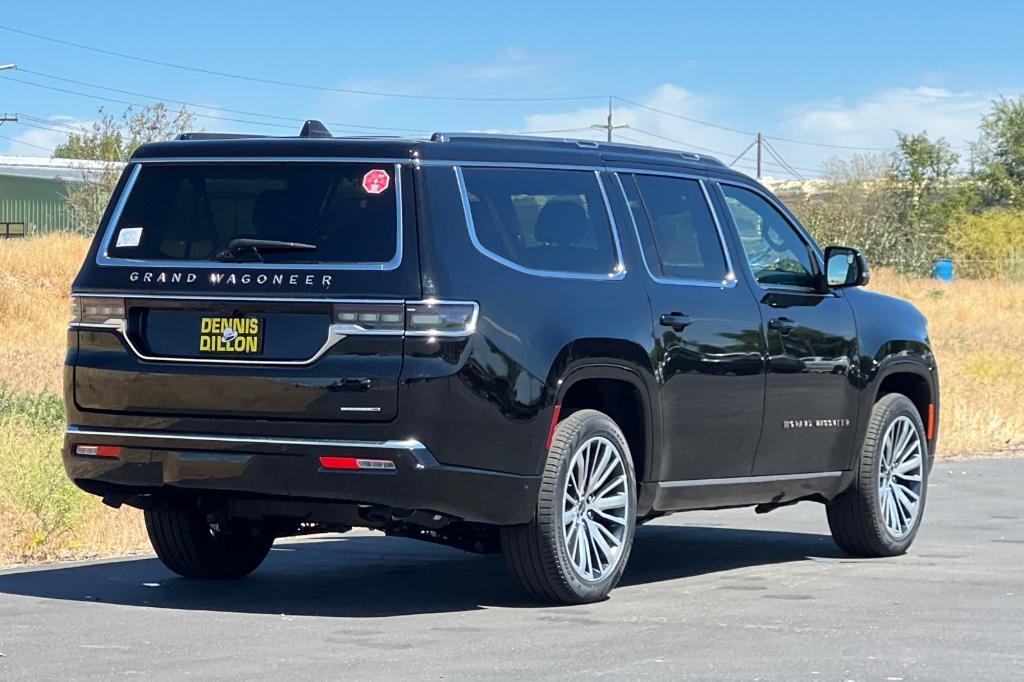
[319,456,396,471]
[362,169,390,195]
[76,445,121,458]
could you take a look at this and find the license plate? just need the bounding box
[198,315,263,355]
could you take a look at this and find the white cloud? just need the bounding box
[776,86,1001,169]
[0,115,89,156]
[517,84,752,164]
[440,47,553,81]
[512,83,1013,179]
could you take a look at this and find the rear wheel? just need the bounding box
[501,409,637,604]
[144,507,274,579]
[827,393,929,556]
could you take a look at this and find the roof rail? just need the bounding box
[176,132,271,141]
[430,132,724,166]
[177,120,334,141]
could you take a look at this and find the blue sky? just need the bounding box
[0,1,1019,178]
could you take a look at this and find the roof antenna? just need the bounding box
[299,120,333,138]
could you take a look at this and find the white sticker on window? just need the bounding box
[116,226,143,248]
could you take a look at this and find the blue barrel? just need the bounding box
[932,258,954,281]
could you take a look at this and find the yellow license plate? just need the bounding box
[198,316,262,354]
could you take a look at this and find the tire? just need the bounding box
[144,507,275,579]
[501,409,637,604]
[827,393,929,557]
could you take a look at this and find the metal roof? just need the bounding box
[0,155,123,182]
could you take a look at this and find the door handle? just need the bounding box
[659,312,693,332]
[768,316,797,335]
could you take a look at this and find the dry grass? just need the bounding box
[0,235,1021,565]
[0,234,148,566]
[0,233,90,393]
[867,269,1024,456]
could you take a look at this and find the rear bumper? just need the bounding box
[63,426,539,526]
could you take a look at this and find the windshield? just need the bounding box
[106,163,400,265]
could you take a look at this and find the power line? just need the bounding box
[764,134,891,152]
[16,68,434,133]
[611,95,756,137]
[623,125,824,177]
[761,136,805,180]
[1,74,428,135]
[0,22,923,154]
[625,126,738,158]
[0,23,604,103]
[0,133,52,153]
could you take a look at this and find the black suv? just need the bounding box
[64,124,938,604]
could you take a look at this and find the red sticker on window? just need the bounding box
[362,169,391,195]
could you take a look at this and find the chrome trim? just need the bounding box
[613,172,736,289]
[95,163,141,262]
[71,293,406,304]
[454,166,626,282]
[699,179,738,279]
[419,160,733,174]
[337,406,383,413]
[711,178,826,293]
[428,159,604,172]
[70,298,478,364]
[65,426,423,451]
[660,471,843,488]
[95,162,404,272]
[73,319,352,366]
[133,156,416,165]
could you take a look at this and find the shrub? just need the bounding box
[945,208,1024,279]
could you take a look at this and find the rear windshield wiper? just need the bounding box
[212,238,318,262]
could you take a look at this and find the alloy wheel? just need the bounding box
[561,436,632,582]
[877,415,924,538]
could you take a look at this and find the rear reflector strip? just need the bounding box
[76,445,121,458]
[927,403,935,440]
[319,456,396,471]
[545,404,563,451]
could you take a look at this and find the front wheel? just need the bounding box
[827,393,929,557]
[145,507,275,579]
[501,409,637,604]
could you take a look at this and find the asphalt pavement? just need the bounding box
[1,457,1021,680]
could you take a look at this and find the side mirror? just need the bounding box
[823,246,870,288]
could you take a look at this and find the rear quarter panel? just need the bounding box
[412,165,658,476]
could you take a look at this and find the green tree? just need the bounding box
[973,95,1024,208]
[786,152,903,268]
[887,131,975,271]
[54,104,195,232]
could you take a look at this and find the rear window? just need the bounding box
[460,167,619,276]
[105,163,400,265]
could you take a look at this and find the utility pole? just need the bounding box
[756,132,763,180]
[1,65,18,126]
[591,96,629,142]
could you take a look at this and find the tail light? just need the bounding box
[330,300,478,337]
[405,300,478,337]
[332,302,405,333]
[70,296,125,325]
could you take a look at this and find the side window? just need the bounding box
[628,174,728,282]
[460,167,618,275]
[719,184,816,287]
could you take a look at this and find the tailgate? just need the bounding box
[72,159,420,422]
